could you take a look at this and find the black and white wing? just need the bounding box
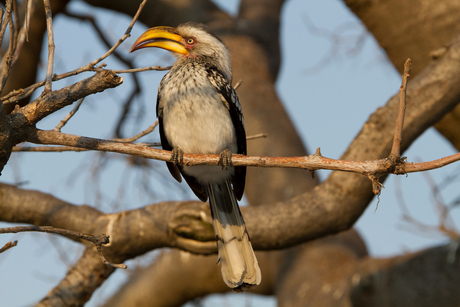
[206,65,247,200]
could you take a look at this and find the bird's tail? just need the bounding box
[207,181,261,292]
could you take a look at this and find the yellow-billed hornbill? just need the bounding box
[130,22,261,292]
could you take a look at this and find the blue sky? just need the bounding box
[1,0,459,306]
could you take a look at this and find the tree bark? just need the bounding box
[2,0,460,306]
[344,0,460,151]
[2,0,70,114]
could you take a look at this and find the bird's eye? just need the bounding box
[187,38,195,45]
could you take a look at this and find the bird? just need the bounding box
[130,22,261,292]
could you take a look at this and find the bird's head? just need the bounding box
[130,22,231,79]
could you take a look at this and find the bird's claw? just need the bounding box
[218,148,233,170]
[171,147,184,166]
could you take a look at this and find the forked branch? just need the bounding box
[0,225,126,268]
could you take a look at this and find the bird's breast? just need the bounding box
[159,66,237,156]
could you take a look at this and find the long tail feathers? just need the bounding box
[208,181,261,292]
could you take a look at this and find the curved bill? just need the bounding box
[129,26,188,55]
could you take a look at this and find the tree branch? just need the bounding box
[42,0,55,93]
[3,27,460,256]
[9,70,122,126]
[0,240,17,253]
[25,129,460,183]
[36,246,116,307]
[0,225,126,268]
[390,58,411,159]
[0,0,151,106]
[0,0,15,95]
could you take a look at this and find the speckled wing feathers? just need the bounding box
[206,65,247,201]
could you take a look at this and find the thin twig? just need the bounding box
[1,0,153,104]
[390,58,411,159]
[63,9,145,138]
[422,171,459,239]
[79,0,147,73]
[113,119,159,143]
[92,66,171,74]
[0,240,18,253]
[64,10,134,71]
[12,0,36,65]
[246,133,267,140]
[0,9,4,38]
[1,66,170,105]
[0,1,15,94]
[114,73,141,138]
[0,226,127,269]
[24,0,30,41]
[54,97,85,132]
[0,0,12,47]
[43,0,55,93]
[12,0,18,46]
[234,79,243,90]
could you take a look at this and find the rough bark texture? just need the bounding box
[344,0,460,151]
[0,71,123,173]
[352,244,460,307]
[1,0,459,306]
[36,247,115,307]
[2,0,70,114]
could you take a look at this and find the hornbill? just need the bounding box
[130,22,261,292]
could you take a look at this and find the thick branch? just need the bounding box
[2,0,71,114]
[238,0,286,78]
[344,0,460,152]
[0,225,126,269]
[0,70,122,173]
[83,0,231,28]
[351,243,460,307]
[9,70,122,126]
[36,247,115,307]
[26,129,460,178]
[3,32,460,255]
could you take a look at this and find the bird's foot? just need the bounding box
[218,148,233,170]
[171,147,184,166]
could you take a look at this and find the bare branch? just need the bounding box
[12,145,90,152]
[0,0,12,47]
[0,0,152,105]
[0,225,127,269]
[113,119,159,143]
[24,0,30,41]
[37,246,117,307]
[1,65,169,106]
[0,240,17,253]
[101,66,171,74]
[404,152,460,173]
[42,0,55,93]
[12,131,267,153]
[10,70,123,126]
[246,133,267,140]
[77,0,147,73]
[0,9,4,39]
[390,58,411,159]
[11,0,37,66]
[0,0,15,94]
[26,129,460,179]
[54,97,85,132]
[233,79,243,90]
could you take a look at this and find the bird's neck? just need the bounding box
[175,55,232,81]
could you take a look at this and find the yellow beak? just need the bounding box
[129,26,189,55]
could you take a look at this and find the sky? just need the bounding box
[1,0,459,306]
